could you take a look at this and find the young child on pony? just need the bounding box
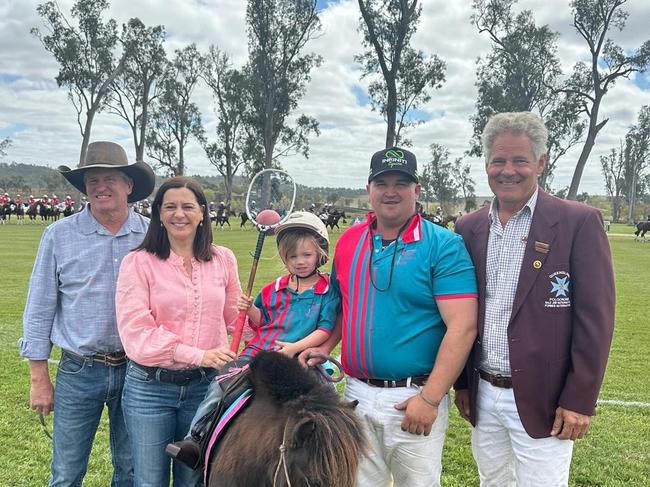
[166,211,340,469]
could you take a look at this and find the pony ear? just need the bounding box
[290,417,316,447]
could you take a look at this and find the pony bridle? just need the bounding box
[272,418,313,487]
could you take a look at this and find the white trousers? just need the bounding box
[472,378,574,487]
[344,377,449,487]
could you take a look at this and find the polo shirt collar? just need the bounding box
[79,205,146,236]
[274,272,331,294]
[365,211,423,244]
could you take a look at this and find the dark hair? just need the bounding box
[135,176,213,261]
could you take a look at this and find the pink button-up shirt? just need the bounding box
[116,245,241,369]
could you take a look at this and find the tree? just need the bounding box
[563,0,650,200]
[32,0,126,164]
[357,0,446,147]
[452,158,477,213]
[469,0,584,190]
[200,46,248,203]
[107,18,166,161]
[420,143,458,211]
[624,105,650,222]
[600,141,626,221]
[0,137,11,158]
[244,0,322,174]
[146,45,204,176]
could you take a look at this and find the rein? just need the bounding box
[272,418,313,487]
[273,418,293,487]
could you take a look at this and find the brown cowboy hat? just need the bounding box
[58,141,155,203]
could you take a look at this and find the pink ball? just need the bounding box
[256,209,281,227]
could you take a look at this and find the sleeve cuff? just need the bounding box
[173,343,203,367]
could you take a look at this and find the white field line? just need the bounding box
[17,361,650,408]
[597,399,650,408]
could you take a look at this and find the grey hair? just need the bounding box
[482,112,548,162]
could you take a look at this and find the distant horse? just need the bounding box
[26,203,39,223]
[49,204,63,223]
[635,221,650,241]
[239,211,250,229]
[207,351,365,487]
[63,204,75,218]
[0,203,11,224]
[212,206,232,229]
[423,213,457,229]
[15,203,26,224]
[321,210,346,231]
[38,203,50,223]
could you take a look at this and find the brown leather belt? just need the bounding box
[63,350,127,367]
[479,369,512,388]
[360,375,428,388]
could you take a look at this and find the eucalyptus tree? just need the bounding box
[107,18,166,161]
[356,0,445,147]
[146,45,205,176]
[31,0,125,164]
[470,0,584,190]
[563,0,650,200]
[200,46,248,202]
[243,0,322,173]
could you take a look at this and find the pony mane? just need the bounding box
[249,351,321,403]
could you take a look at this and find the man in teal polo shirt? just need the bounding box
[302,146,478,486]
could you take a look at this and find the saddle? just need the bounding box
[199,360,254,482]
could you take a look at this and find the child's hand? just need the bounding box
[237,294,253,311]
[275,340,298,358]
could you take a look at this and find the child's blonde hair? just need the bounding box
[277,228,328,268]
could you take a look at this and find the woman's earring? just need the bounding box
[199,221,203,227]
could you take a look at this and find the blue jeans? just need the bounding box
[51,351,133,487]
[122,362,216,487]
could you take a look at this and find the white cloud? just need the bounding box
[1,0,649,196]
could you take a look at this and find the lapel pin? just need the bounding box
[534,241,550,254]
[533,260,542,269]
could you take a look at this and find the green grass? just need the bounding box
[1,223,649,486]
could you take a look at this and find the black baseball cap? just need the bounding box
[368,146,418,183]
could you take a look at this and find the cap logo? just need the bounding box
[383,149,407,167]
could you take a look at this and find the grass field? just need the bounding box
[1,221,649,486]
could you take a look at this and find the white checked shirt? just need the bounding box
[481,188,538,376]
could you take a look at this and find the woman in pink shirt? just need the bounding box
[116,176,240,487]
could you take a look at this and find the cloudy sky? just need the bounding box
[1,0,649,195]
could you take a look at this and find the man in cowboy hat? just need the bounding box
[20,141,155,486]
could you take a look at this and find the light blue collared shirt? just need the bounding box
[20,206,149,359]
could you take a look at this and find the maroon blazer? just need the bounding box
[454,189,615,438]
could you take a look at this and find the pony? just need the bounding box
[207,351,365,487]
[635,221,650,241]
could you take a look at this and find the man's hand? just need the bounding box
[297,347,329,368]
[394,394,438,436]
[454,389,471,422]
[30,377,54,416]
[29,360,54,416]
[201,347,237,369]
[551,406,591,440]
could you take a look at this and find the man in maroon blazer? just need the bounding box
[454,112,615,486]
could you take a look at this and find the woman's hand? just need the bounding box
[201,347,237,369]
[237,294,253,312]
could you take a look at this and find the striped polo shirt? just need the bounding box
[241,273,340,358]
[332,212,477,380]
